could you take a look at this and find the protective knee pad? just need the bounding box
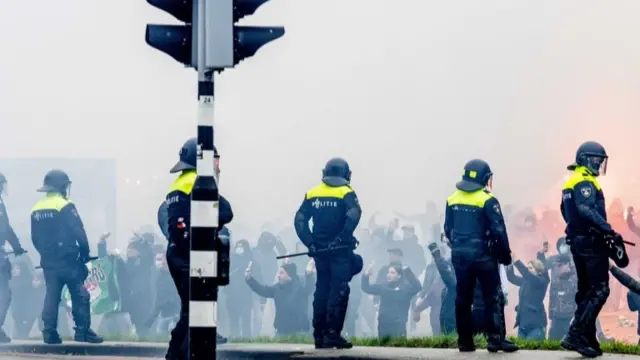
[594,282,610,305]
[338,281,350,303]
[78,289,91,305]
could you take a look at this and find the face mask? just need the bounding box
[559,244,569,254]
[235,248,244,255]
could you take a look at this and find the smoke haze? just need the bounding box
[1,0,639,245]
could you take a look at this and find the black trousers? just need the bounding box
[452,248,504,343]
[312,254,353,338]
[41,262,90,333]
[569,237,610,341]
[166,245,189,358]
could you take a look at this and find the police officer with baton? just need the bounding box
[294,158,363,349]
[560,141,628,358]
[30,170,102,344]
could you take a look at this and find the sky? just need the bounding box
[1,0,640,245]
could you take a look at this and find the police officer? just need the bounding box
[157,199,229,345]
[30,170,102,344]
[165,138,233,360]
[560,141,621,358]
[444,159,517,353]
[0,173,26,342]
[294,158,362,349]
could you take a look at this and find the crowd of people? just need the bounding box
[0,196,636,348]
[3,199,639,345]
[5,144,640,359]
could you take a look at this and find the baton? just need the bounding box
[589,228,636,247]
[277,246,349,260]
[35,256,99,270]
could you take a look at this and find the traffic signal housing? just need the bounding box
[146,0,284,70]
[145,0,196,66]
[234,0,285,65]
[205,0,285,69]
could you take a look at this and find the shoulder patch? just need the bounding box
[580,187,592,198]
[493,203,501,214]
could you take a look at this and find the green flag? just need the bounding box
[62,256,122,315]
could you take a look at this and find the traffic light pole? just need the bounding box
[189,0,219,358]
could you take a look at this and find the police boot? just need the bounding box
[561,332,599,358]
[587,333,603,357]
[216,332,228,345]
[457,337,476,352]
[322,330,353,349]
[42,330,62,345]
[313,329,325,349]
[74,328,104,344]
[0,328,10,344]
[487,336,519,353]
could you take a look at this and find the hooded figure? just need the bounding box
[122,238,154,338]
[506,258,550,340]
[225,240,261,338]
[251,232,285,335]
[252,232,284,283]
[362,264,421,338]
[246,262,315,336]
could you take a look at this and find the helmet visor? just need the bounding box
[65,183,72,199]
[586,155,608,176]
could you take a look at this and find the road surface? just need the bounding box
[0,343,639,359]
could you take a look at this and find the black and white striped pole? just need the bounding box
[189,0,218,357]
[145,0,285,358]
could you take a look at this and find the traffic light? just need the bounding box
[145,0,196,66]
[205,0,285,69]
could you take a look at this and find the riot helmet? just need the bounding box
[38,169,72,198]
[322,158,351,187]
[570,141,608,176]
[170,138,197,173]
[456,159,493,192]
[170,137,220,176]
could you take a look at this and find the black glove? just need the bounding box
[329,235,343,249]
[13,248,26,256]
[308,244,317,256]
[604,232,621,246]
[427,243,439,253]
[498,252,512,266]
